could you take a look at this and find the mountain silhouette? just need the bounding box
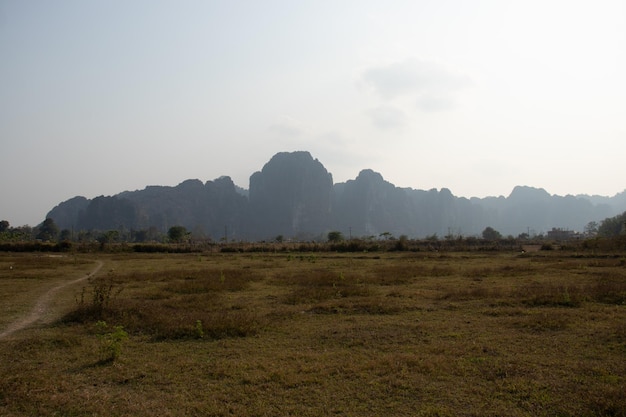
[248,151,333,240]
[46,151,624,240]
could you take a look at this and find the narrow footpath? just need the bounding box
[0,260,104,340]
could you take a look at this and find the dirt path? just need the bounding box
[0,260,104,340]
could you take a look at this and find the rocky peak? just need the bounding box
[248,151,333,239]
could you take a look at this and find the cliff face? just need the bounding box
[48,177,247,240]
[248,151,333,240]
[46,151,625,240]
[474,186,613,236]
[332,169,414,237]
[46,196,90,230]
[119,176,248,239]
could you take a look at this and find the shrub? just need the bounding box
[95,320,128,363]
[64,276,121,323]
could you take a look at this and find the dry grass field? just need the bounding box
[0,249,625,416]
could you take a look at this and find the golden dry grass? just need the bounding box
[0,250,625,416]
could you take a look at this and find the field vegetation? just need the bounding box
[0,245,625,416]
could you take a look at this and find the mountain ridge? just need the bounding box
[46,151,625,240]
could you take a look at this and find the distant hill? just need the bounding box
[46,151,625,240]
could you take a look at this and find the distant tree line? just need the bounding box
[2,211,626,253]
[597,211,626,237]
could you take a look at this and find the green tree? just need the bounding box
[327,230,344,242]
[168,225,189,243]
[60,229,72,241]
[37,218,59,241]
[12,225,34,241]
[0,220,9,233]
[597,212,626,237]
[98,230,120,246]
[482,226,502,240]
[395,234,409,251]
[584,221,598,236]
[132,229,149,242]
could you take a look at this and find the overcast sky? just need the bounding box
[1,0,625,226]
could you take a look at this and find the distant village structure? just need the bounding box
[546,228,581,241]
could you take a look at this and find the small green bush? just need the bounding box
[95,321,128,363]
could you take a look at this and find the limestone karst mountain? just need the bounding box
[248,151,333,240]
[46,151,623,240]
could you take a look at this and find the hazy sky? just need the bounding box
[1,0,625,226]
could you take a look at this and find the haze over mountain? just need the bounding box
[46,151,624,240]
[2,2,625,228]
